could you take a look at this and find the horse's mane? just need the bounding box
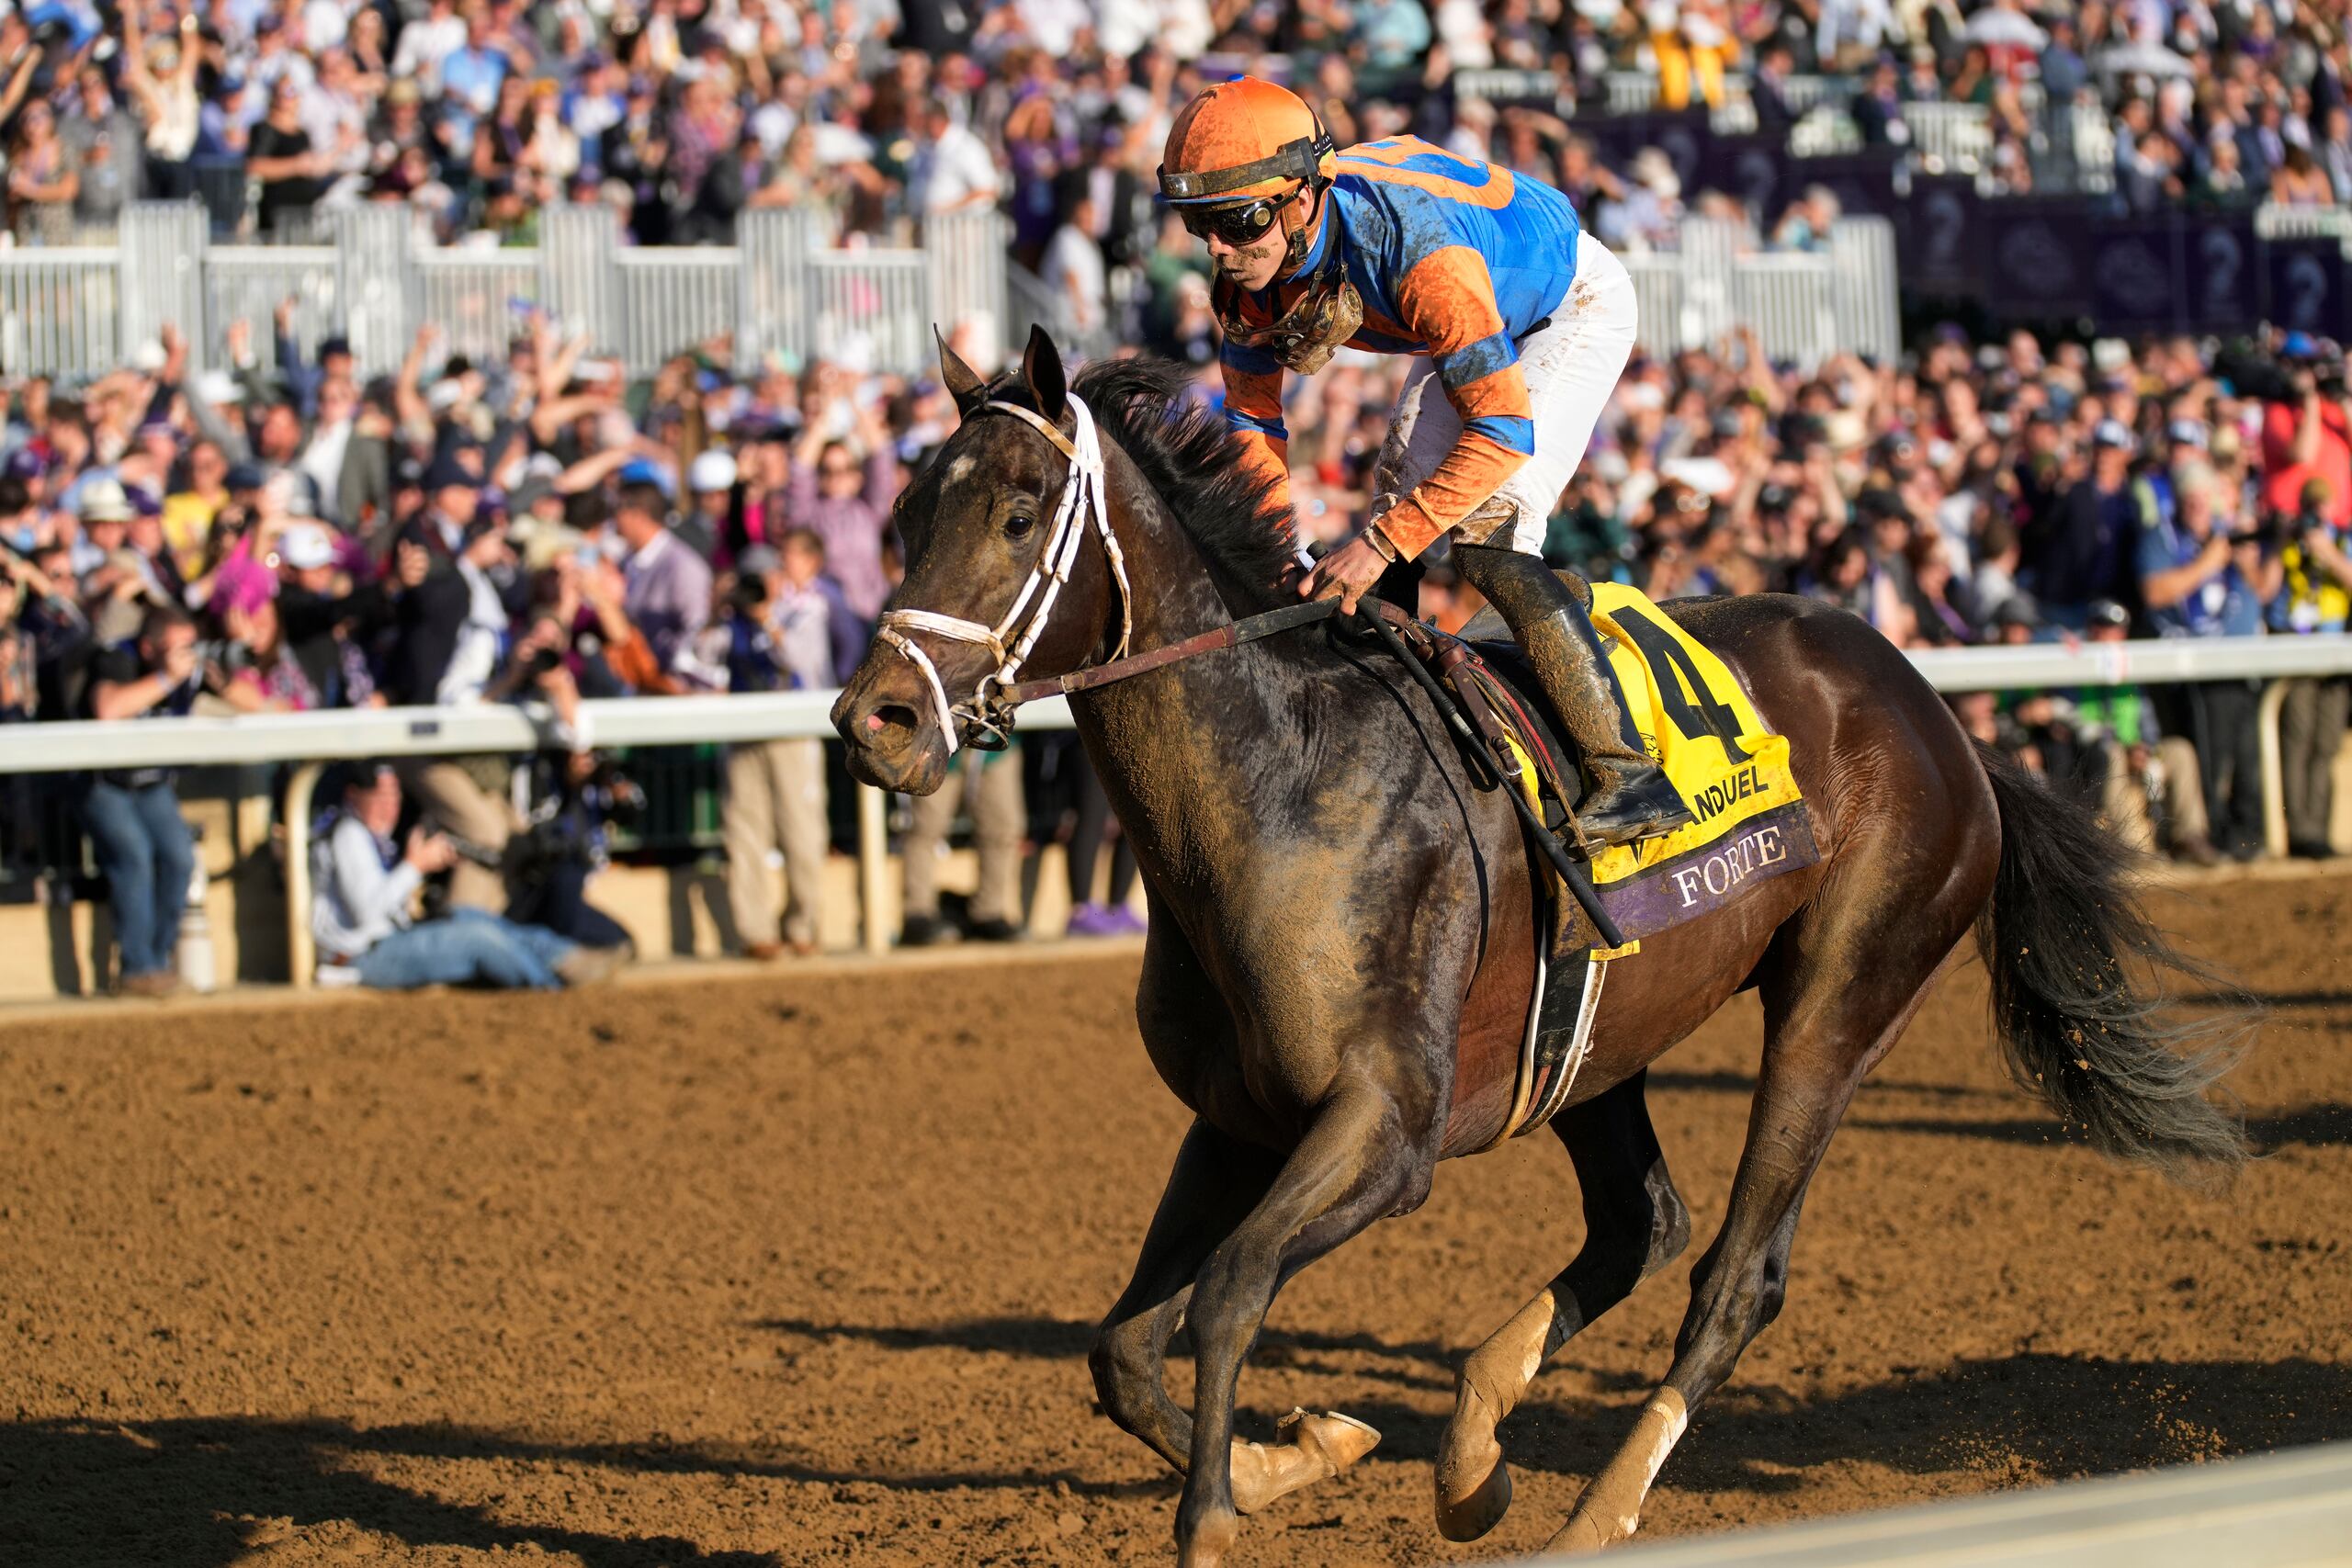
[1069,357,1297,609]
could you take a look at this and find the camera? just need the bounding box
[725,572,771,615]
[521,644,563,679]
[195,637,253,678]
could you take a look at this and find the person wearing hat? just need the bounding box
[275,520,389,708]
[683,448,738,563]
[1161,76,1690,845]
[70,476,136,574]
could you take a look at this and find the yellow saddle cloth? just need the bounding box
[1561,584,1815,943]
[1467,582,1817,1149]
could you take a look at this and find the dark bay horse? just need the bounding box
[831,331,2245,1565]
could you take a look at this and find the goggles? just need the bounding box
[1176,190,1297,247]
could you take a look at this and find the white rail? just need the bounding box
[1,635,2346,981]
[1589,1440,2352,1566]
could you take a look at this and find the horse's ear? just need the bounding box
[934,325,988,418]
[1021,323,1068,423]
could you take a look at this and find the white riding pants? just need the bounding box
[1372,230,1639,557]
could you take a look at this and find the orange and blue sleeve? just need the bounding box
[1218,338,1292,511]
[1380,245,1533,559]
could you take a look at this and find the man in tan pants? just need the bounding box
[724,738,829,956]
[901,747,1024,945]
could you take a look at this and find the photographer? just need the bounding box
[2271,475,2352,856]
[505,750,639,956]
[385,461,531,911]
[711,540,832,960]
[2071,599,2218,866]
[2139,465,2283,861]
[81,603,203,997]
[2258,336,2352,535]
[312,762,620,991]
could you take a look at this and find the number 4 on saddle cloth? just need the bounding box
[1423,581,1818,1147]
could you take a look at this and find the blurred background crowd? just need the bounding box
[14,0,2352,247]
[0,0,2348,998]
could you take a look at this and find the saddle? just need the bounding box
[1381,589,1819,1148]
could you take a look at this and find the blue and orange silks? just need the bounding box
[1216,138,1586,560]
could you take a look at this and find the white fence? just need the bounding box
[3,198,1909,387]
[1586,1440,2352,1566]
[0,247,121,376]
[1621,216,1898,370]
[0,634,2346,986]
[2,201,1007,382]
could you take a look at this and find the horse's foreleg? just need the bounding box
[1091,1118,1280,1474]
[1435,1074,1689,1541]
[1173,1084,1428,1568]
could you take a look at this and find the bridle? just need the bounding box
[873,393,1133,755]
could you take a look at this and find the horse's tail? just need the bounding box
[1971,740,2252,1186]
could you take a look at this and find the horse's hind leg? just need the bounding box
[1543,837,1986,1553]
[1434,1073,1690,1541]
[1173,1084,1432,1568]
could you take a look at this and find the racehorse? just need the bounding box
[831,329,2247,1565]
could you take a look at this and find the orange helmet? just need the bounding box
[1159,76,1337,208]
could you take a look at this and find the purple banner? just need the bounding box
[1594,802,1821,944]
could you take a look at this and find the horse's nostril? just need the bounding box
[868,704,921,739]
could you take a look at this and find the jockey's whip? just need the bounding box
[1353,604,1630,952]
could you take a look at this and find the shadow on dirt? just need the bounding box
[6,1355,2345,1565]
[1849,1103,2352,1152]
[0,1414,1164,1568]
[747,1317,2352,1490]
[1340,1352,2352,1498]
[1652,1070,2006,1102]
[0,1416,794,1568]
[752,1314,1459,1393]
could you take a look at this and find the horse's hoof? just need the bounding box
[1175,1504,1238,1568]
[1543,1502,1639,1556]
[1434,1441,1511,1542]
[1228,1408,1381,1514]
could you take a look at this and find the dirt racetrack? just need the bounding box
[2,874,2347,1567]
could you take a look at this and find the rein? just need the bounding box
[997,597,1344,703]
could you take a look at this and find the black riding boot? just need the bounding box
[1453,544,1695,849]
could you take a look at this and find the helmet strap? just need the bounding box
[1279,179,1326,276]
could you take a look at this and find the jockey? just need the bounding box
[1160,77,1693,848]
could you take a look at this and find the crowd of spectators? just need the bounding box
[0,292,1157,992]
[6,283,2349,994]
[9,2,2352,256]
[1,1,2349,999]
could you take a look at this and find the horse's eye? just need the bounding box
[1005,510,1037,540]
